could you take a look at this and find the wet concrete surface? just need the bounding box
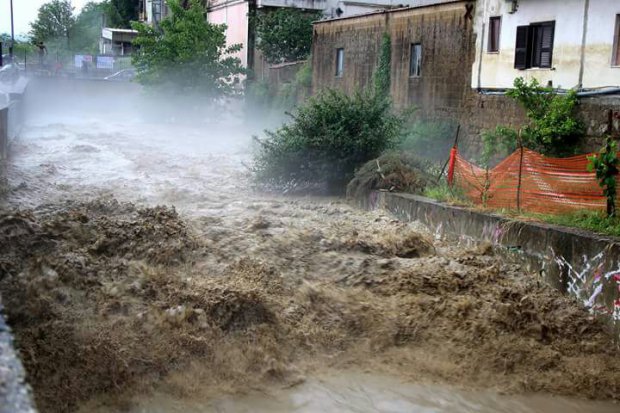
[2,96,619,412]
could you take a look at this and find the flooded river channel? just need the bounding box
[0,83,618,412]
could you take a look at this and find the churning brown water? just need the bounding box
[90,372,620,413]
[0,83,618,412]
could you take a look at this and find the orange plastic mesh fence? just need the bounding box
[451,148,612,214]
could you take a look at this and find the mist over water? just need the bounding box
[2,78,619,412]
[7,78,256,213]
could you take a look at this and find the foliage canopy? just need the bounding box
[30,0,75,45]
[131,0,244,99]
[29,0,139,54]
[253,8,320,64]
[103,0,141,29]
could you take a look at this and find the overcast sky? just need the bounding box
[0,0,96,39]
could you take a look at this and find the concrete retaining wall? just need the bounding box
[362,191,620,340]
[0,77,28,161]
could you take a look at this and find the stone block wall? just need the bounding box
[312,2,475,120]
[312,12,387,95]
[459,93,620,156]
[311,3,620,159]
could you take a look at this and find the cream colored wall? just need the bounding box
[471,0,620,89]
[582,2,620,88]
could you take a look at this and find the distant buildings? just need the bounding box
[99,28,138,56]
[207,0,457,77]
[311,0,620,151]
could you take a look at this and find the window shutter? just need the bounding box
[614,15,620,66]
[539,22,555,68]
[488,17,501,52]
[514,25,529,69]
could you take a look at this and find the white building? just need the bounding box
[472,0,620,90]
[100,28,139,56]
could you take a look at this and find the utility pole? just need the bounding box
[9,0,15,58]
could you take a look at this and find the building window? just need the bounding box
[613,15,620,66]
[514,21,555,69]
[409,43,422,77]
[488,16,501,52]
[335,48,344,77]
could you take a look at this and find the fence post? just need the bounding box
[516,131,524,212]
[437,124,460,184]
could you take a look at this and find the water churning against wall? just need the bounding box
[0,79,619,412]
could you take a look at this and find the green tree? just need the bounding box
[103,0,140,29]
[131,0,244,100]
[30,0,75,47]
[72,2,108,53]
[253,8,321,64]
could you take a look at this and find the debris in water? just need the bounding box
[0,197,619,413]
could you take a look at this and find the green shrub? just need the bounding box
[588,137,619,217]
[423,181,470,205]
[252,89,406,192]
[482,77,583,164]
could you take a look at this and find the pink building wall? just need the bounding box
[207,1,250,67]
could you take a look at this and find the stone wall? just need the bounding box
[358,191,620,342]
[312,12,387,95]
[459,93,620,156]
[311,3,620,158]
[312,2,475,120]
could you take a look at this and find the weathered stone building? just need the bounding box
[311,0,620,154]
[312,1,475,116]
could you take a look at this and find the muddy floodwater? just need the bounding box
[1,84,619,412]
[91,372,620,413]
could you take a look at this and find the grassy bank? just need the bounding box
[422,183,620,238]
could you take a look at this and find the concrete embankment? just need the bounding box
[0,76,28,160]
[0,76,36,412]
[359,191,620,341]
